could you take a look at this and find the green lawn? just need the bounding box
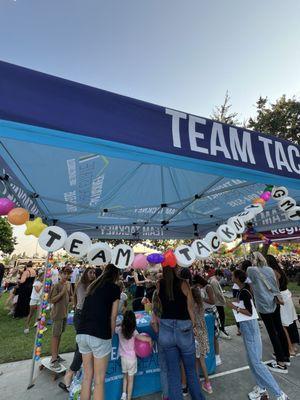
[0,282,299,364]
[0,293,76,364]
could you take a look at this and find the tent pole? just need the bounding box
[27,252,50,389]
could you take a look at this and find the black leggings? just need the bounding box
[260,305,290,363]
[216,306,226,332]
[70,309,82,372]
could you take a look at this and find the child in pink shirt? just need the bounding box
[116,311,152,400]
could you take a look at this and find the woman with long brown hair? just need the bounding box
[59,267,96,393]
[76,264,120,400]
[14,261,36,318]
[157,266,205,400]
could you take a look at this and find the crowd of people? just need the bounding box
[0,252,299,400]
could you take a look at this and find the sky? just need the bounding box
[1,0,300,255]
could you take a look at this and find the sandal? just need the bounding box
[58,382,70,392]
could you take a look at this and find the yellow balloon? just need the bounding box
[25,217,47,238]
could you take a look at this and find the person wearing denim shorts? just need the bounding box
[158,266,205,400]
[76,264,120,400]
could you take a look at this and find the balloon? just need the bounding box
[260,191,271,201]
[0,198,15,215]
[174,245,196,268]
[87,242,112,266]
[39,226,67,252]
[65,232,92,258]
[204,232,221,252]
[287,206,300,221]
[134,333,152,358]
[132,254,148,269]
[244,204,264,216]
[227,216,245,234]
[191,239,212,259]
[161,249,177,268]
[237,209,254,222]
[111,244,134,269]
[252,198,265,206]
[271,186,288,200]
[25,217,47,238]
[278,197,296,213]
[217,224,237,243]
[146,253,164,264]
[7,207,29,225]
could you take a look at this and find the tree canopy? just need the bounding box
[0,217,16,254]
[248,95,300,144]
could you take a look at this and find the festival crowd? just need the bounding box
[0,252,299,400]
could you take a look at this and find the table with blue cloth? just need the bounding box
[69,312,215,399]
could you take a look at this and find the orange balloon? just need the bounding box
[252,198,265,206]
[7,207,30,225]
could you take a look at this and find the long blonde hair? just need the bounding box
[251,251,267,268]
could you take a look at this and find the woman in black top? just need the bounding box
[132,269,148,311]
[228,270,287,400]
[266,255,299,356]
[14,262,36,318]
[76,264,120,400]
[157,266,205,400]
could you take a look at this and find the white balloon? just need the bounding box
[87,242,112,266]
[272,186,288,201]
[287,206,300,221]
[112,244,134,269]
[227,216,245,234]
[204,231,221,252]
[217,224,237,243]
[278,196,297,213]
[244,203,264,215]
[38,226,67,252]
[174,245,196,268]
[191,239,212,259]
[64,232,92,258]
[237,209,254,222]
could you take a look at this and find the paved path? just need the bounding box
[0,325,299,400]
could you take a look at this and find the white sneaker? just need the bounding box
[120,393,127,400]
[276,393,289,400]
[215,355,222,366]
[248,386,268,399]
[219,330,232,340]
[24,328,29,334]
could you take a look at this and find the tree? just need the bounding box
[0,217,16,254]
[211,90,240,125]
[248,95,300,144]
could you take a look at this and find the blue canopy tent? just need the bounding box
[0,60,299,239]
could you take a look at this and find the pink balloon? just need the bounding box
[135,333,152,358]
[0,198,15,216]
[260,191,271,201]
[132,254,148,270]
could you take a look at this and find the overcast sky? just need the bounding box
[1,0,299,255]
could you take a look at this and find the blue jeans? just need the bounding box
[158,343,169,398]
[240,319,282,397]
[158,319,205,400]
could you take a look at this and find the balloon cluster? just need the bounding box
[271,186,300,221]
[0,197,47,237]
[35,255,53,361]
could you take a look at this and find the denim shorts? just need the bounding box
[76,334,112,359]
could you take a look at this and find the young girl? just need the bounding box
[191,287,213,395]
[116,310,152,400]
[228,269,289,400]
[24,271,43,334]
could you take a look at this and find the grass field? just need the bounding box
[0,282,299,364]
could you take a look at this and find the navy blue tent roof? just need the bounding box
[0,61,299,239]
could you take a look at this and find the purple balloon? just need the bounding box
[146,253,164,264]
[0,198,15,216]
